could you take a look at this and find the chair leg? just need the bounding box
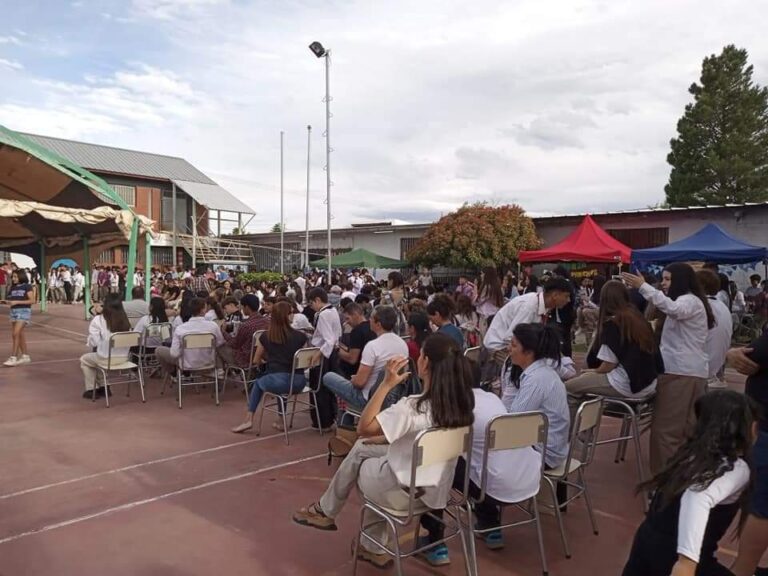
[138,368,146,403]
[289,395,299,429]
[614,416,628,463]
[579,469,599,536]
[545,477,570,558]
[214,371,220,406]
[101,371,110,408]
[352,507,365,576]
[619,415,633,462]
[466,504,480,576]
[531,496,549,575]
[177,368,183,409]
[388,517,403,576]
[457,505,473,576]
[311,392,324,436]
[281,400,290,445]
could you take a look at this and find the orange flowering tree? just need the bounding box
[407,202,541,268]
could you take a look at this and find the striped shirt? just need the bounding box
[501,359,570,468]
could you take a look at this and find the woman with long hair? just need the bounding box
[231,301,311,433]
[80,292,132,397]
[622,390,754,576]
[134,297,171,351]
[2,269,35,366]
[523,274,540,295]
[476,267,505,323]
[622,263,714,476]
[406,311,431,362]
[293,334,475,569]
[455,293,481,347]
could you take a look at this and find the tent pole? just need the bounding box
[145,233,152,302]
[192,202,197,270]
[39,242,47,313]
[83,236,91,320]
[126,219,138,297]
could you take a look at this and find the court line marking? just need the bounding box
[0,452,326,546]
[27,321,87,339]
[15,357,81,366]
[0,427,312,500]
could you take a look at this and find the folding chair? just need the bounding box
[466,412,550,576]
[137,322,172,378]
[93,331,145,408]
[542,396,603,559]
[175,333,220,409]
[257,347,323,444]
[223,329,265,403]
[463,346,481,364]
[353,426,474,576]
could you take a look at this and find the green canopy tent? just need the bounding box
[0,124,154,316]
[311,248,408,269]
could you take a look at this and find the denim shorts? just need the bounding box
[9,307,31,323]
[751,430,768,518]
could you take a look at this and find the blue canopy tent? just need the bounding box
[632,223,767,266]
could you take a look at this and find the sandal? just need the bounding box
[272,421,286,432]
[231,422,253,434]
[293,503,337,531]
[352,538,393,569]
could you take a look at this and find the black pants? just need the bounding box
[420,458,505,543]
[309,353,338,429]
[63,281,72,303]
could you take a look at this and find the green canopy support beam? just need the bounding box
[145,233,152,302]
[83,235,91,320]
[39,241,47,313]
[126,218,139,297]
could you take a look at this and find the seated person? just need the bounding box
[133,296,171,354]
[323,306,408,411]
[293,335,475,569]
[426,294,465,350]
[221,296,243,323]
[231,301,310,433]
[123,286,150,328]
[217,294,270,369]
[406,312,432,362]
[336,302,376,378]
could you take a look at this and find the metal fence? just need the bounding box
[249,244,326,273]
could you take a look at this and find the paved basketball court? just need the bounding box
[0,304,742,575]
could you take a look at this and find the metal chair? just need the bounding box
[257,347,323,444]
[174,332,220,409]
[353,426,474,576]
[137,322,172,378]
[463,345,481,364]
[223,329,265,403]
[466,412,550,576]
[93,331,145,408]
[542,396,604,559]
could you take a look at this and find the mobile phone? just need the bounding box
[338,343,349,352]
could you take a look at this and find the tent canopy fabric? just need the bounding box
[519,215,632,264]
[312,248,408,269]
[631,223,767,265]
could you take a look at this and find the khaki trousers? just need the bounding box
[319,440,412,553]
[649,374,706,475]
[564,371,620,421]
[80,352,129,390]
[155,346,176,375]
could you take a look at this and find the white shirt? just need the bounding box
[483,292,547,350]
[204,309,218,322]
[86,315,135,358]
[291,313,313,332]
[639,284,709,379]
[123,298,150,328]
[706,297,733,378]
[311,306,343,359]
[469,389,541,503]
[359,332,410,399]
[73,272,85,288]
[377,396,455,509]
[61,269,72,282]
[598,345,656,398]
[169,316,224,369]
[677,459,749,564]
[341,290,357,301]
[716,290,730,309]
[134,315,169,348]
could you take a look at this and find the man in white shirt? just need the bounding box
[323,306,408,411]
[483,277,573,350]
[156,297,224,378]
[308,286,343,429]
[72,268,85,303]
[696,269,733,388]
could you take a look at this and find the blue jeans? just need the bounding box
[248,372,306,414]
[323,371,367,410]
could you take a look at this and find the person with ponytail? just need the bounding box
[293,333,475,569]
[622,263,714,476]
[622,390,754,576]
[502,322,570,469]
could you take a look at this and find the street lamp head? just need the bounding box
[309,41,327,58]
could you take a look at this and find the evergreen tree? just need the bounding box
[665,45,768,206]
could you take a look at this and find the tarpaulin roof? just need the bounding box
[631,223,767,265]
[311,248,409,269]
[519,214,632,264]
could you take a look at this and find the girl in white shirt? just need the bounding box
[623,263,714,476]
[622,390,754,576]
[292,333,475,569]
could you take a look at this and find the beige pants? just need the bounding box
[155,346,176,375]
[80,352,128,390]
[319,440,413,553]
[649,374,706,475]
[564,371,621,420]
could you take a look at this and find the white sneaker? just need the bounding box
[17,355,31,365]
[3,356,18,367]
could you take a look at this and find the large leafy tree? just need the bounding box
[665,45,768,206]
[408,202,540,268]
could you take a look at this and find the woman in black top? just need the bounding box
[2,269,35,367]
[231,301,308,433]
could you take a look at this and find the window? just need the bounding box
[95,248,114,264]
[400,237,420,260]
[152,247,174,266]
[112,185,136,207]
[606,227,669,249]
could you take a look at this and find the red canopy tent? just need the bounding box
[519,214,632,263]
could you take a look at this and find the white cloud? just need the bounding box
[0,35,21,45]
[131,0,229,20]
[0,58,23,70]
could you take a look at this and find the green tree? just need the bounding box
[407,202,540,268]
[270,222,284,233]
[665,45,768,206]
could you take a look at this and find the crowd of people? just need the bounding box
[5,257,768,574]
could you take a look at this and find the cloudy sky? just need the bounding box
[2,0,767,233]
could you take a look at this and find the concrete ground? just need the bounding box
[0,304,744,575]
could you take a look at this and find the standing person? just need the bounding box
[548,266,577,357]
[696,269,733,389]
[384,271,405,307]
[455,274,477,302]
[79,293,133,396]
[622,391,753,576]
[476,267,505,327]
[745,274,763,307]
[0,262,7,302]
[308,286,343,430]
[622,264,714,476]
[61,265,73,304]
[730,281,747,319]
[72,267,85,304]
[1,269,35,366]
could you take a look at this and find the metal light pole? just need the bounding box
[280,130,284,274]
[309,41,332,284]
[305,125,311,271]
